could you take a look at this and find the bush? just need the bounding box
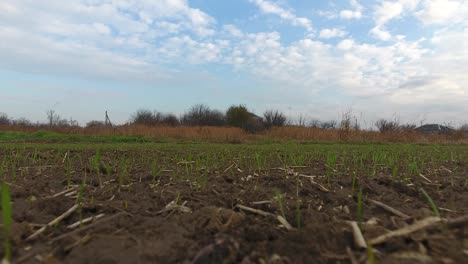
[181,104,225,126]
[226,105,264,133]
[320,120,337,129]
[11,118,32,127]
[162,114,180,126]
[0,113,10,125]
[131,109,180,126]
[375,119,401,133]
[458,124,468,131]
[226,105,250,128]
[263,110,287,128]
[86,120,106,128]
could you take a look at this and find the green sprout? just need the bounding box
[357,187,363,225]
[1,182,12,262]
[296,200,302,230]
[420,188,440,217]
[275,190,286,219]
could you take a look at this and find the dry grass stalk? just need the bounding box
[26,204,79,241]
[347,221,367,249]
[276,215,294,231]
[67,214,106,229]
[236,205,272,217]
[345,246,359,264]
[2,124,467,144]
[369,217,441,245]
[49,212,126,243]
[49,188,76,198]
[369,199,410,219]
[236,205,294,231]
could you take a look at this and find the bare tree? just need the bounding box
[46,110,61,128]
[459,124,468,132]
[182,104,225,126]
[263,110,287,128]
[87,120,105,128]
[375,119,401,133]
[321,120,337,129]
[0,113,10,125]
[308,119,321,128]
[296,114,307,127]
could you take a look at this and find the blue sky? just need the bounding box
[1,0,467,126]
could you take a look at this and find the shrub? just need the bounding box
[0,113,10,125]
[131,109,180,127]
[227,105,264,133]
[86,120,106,128]
[263,110,287,128]
[162,114,180,126]
[226,105,250,128]
[181,104,225,126]
[321,120,337,129]
[11,118,32,127]
[375,119,401,133]
[131,109,158,126]
[459,124,468,132]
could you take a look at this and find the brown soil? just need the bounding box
[0,148,467,264]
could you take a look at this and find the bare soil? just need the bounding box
[1,148,467,263]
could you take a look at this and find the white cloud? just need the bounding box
[0,0,219,81]
[319,28,347,39]
[223,24,244,38]
[340,0,363,19]
[337,39,355,50]
[1,0,468,124]
[370,0,421,41]
[249,0,313,31]
[416,0,468,25]
[370,26,392,41]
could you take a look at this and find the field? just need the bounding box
[1,139,467,263]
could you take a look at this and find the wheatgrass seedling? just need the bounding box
[77,170,88,228]
[118,157,128,191]
[420,188,440,217]
[66,157,73,189]
[151,160,160,183]
[1,181,12,262]
[92,150,102,187]
[175,192,181,205]
[357,187,363,225]
[392,166,398,179]
[367,244,375,264]
[351,171,357,195]
[275,190,286,219]
[296,200,302,230]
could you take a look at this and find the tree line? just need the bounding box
[1,105,467,133]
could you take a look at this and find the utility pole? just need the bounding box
[105,111,113,127]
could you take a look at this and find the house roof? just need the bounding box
[415,124,453,134]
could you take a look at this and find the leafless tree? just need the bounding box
[321,120,337,129]
[46,110,61,128]
[375,119,401,133]
[0,113,10,125]
[263,110,287,128]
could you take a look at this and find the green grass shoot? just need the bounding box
[420,188,440,217]
[275,190,286,219]
[1,182,12,262]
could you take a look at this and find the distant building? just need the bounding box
[245,112,264,133]
[415,124,454,135]
[248,112,263,123]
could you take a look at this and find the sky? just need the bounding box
[0,0,467,127]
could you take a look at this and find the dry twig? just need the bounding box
[26,204,79,241]
[369,199,410,219]
[67,214,106,229]
[369,217,441,245]
[347,221,367,249]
